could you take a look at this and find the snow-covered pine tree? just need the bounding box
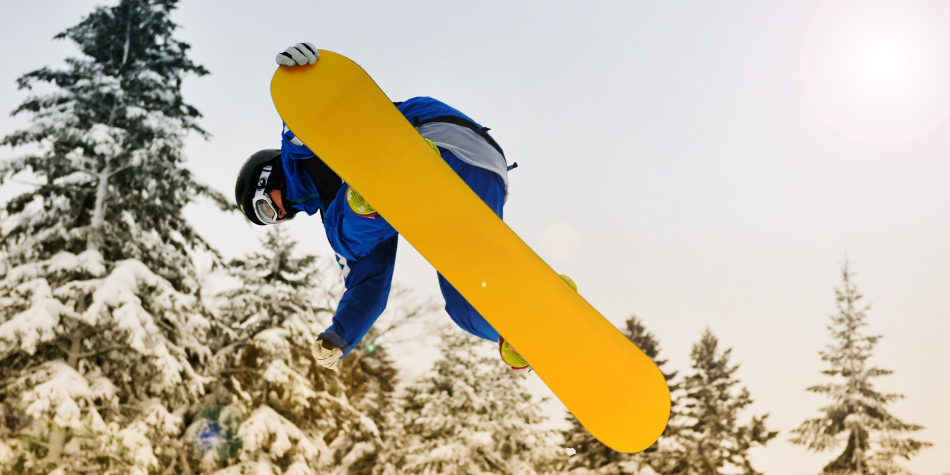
[658,328,777,475]
[208,226,335,381]
[0,0,224,472]
[1,0,222,283]
[388,326,563,475]
[562,315,677,475]
[791,261,931,474]
[331,327,402,475]
[335,286,441,475]
[212,227,388,474]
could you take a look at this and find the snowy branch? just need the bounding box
[9,179,95,194]
[76,345,127,359]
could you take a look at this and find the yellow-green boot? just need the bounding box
[346,186,378,218]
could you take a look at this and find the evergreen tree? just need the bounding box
[207,227,334,385]
[562,315,677,474]
[387,327,562,475]
[336,286,441,475]
[660,328,776,475]
[0,254,211,474]
[791,261,931,474]
[0,0,222,471]
[211,228,385,474]
[1,0,224,284]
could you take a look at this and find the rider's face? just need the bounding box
[267,188,288,219]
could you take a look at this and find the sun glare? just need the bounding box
[859,38,906,87]
[802,0,950,143]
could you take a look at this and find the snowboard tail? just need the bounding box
[271,51,670,453]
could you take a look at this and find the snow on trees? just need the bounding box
[0,0,221,471]
[791,260,931,474]
[657,328,777,475]
[206,227,336,387]
[0,249,207,473]
[0,0,225,288]
[203,227,389,474]
[388,327,563,475]
[334,287,442,475]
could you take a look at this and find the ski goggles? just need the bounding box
[252,166,295,225]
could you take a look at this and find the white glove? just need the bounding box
[276,42,319,66]
[312,339,343,370]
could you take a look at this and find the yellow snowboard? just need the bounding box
[271,51,669,453]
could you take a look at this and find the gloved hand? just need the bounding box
[312,339,343,370]
[276,42,319,66]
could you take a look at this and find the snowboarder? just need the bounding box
[235,43,536,371]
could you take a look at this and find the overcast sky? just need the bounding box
[2,1,950,473]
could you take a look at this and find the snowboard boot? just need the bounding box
[424,138,441,155]
[559,274,578,292]
[499,336,530,370]
[312,339,344,370]
[497,274,578,370]
[346,186,378,218]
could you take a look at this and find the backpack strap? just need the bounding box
[296,156,343,219]
[410,115,506,158]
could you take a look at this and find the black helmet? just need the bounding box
[235,149,286,226]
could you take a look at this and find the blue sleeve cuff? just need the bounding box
[316,331,351,358]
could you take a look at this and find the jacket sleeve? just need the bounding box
[317,235,397,358]
[281,123,316,160]
[280,123,325,215]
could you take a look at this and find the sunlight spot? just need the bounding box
[802,0,950,143]
[859,38,906,87]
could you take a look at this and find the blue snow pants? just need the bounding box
[318,149,505,357]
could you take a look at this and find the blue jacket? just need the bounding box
[280,96,492,216]
[279,97,505,357]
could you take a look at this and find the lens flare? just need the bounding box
[801,0,950,144]
[185,405,243,461]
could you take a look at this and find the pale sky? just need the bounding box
[2,1,950,473]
